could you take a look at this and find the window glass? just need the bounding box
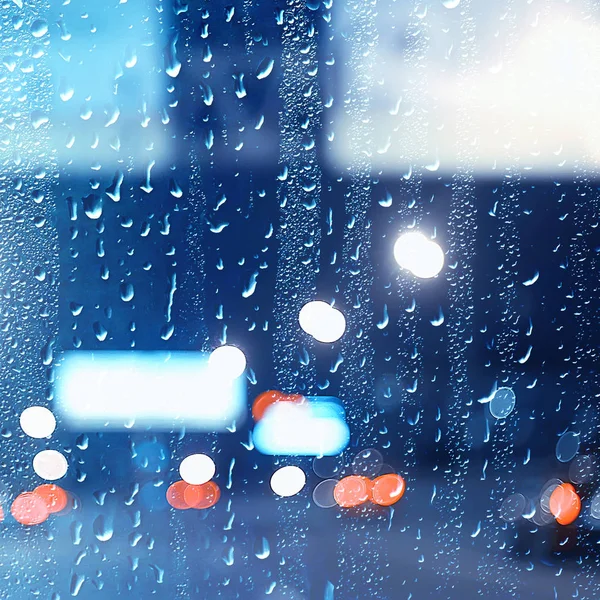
[1,0,600,598]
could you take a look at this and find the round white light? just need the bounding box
[313,307,346,343]
[33,450,68,481]
[270,465,306,497]
[393,232,428,271]
[299,301,346,343]
[299,301,331,335]
[179,453,216,485]
[208,345,246,379]
[20,406,56,439]
[393,232,444,279]
[410,241,444,279]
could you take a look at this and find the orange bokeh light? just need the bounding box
[34,484,69,514]
[549,482,581,525]
[166,480,191,510]
[11,492,49,526]
[371,474,406,507]
[184,481,221,509]
[334,475,371,508]
[167,480,221,510]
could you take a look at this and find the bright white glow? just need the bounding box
[314,307,346,344]
[332,2,600,175]
[208,345,247,379]
[254,398,350,456]
[299,301,346,343]
[20,406,56,439]
[410,240,444,279]
[393,232,428,271]
[270,465,306,497]
[33,450,68,481]
[179,454,216,485]
[55,352,246,432]
[394,232,444,279]
[299,301,330,334]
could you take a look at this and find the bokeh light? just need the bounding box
[34,484,68,514]
[549,482,581,525]
[529,502,556,527]
[499,493,527,522]
[56,351,247,432]
[252,390,305,421]
[208,345,247,379]
[312,479,338,508]
[393,231,444,279]
[556,431,581,463]
[19,406,56,439]
[569,455,596,484]
[179,454,216,485]
[591,491,600,520]
[33,450,68,481]
[299,300,330,334]
[489,387,516,420]
[313,455,345,479]
[351,448,384,478]
[334,475,371,508]
[166,480,190,510]
[270,466,306,497]
[253,399,350,456]
[298,300,346,343]
[540,478,563,513]
[183,481,220,509]
[371,474,405,507]
[11,492,49,526]
[393,232,428,270]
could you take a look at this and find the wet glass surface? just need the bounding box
[2,0,600,598]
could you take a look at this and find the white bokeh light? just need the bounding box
[20,406,56,439]
[208,345,247,379]
[393,232,444,279]
[393,231,428,271]
[270,465,307,497]
[299,301,346,343]
[56,351,247,432]
[299,301,330,335]
[33,450,68,481]
[179,453,216,485]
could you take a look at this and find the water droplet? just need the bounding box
[93,515,114,542]
[124,45,137,68]
[254,536,270,559]
[93,322,108,342]
[30,110,49,129]
[83,194,102,220]
[256,57,274,80]
[165,34,181,77]
[69,573,85,596]
[58,77,74,102]
[30,19,48,38]
[120,283,135,302]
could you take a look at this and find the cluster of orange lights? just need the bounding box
[1,478,584,527]
[333,474,406,508]
[6,484,71,526]
[166,480,221,510]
